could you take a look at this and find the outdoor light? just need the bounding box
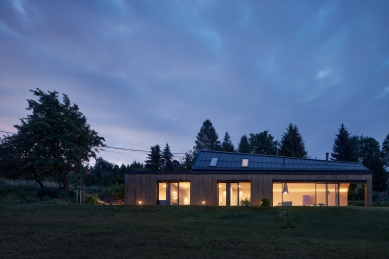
[202,201,205,205]
[138,200,142,205]
[282,183,289,194]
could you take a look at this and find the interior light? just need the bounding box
[282,183,289,194]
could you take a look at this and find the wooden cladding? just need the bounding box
[124,172,372,206]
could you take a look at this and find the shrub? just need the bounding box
[260,197,271,207]
[108,183,125,199]
[240,197,250,206]
[85,194,101,204]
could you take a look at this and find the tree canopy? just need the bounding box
[162,143,174,171]
[331,123,358,162]
[249,130,277,155]
[0,89,105,190]
[278,124,308,158]
[237,135,250,153]
[145,144,163,171]
[221,132,235,152]
[194,119,221,153]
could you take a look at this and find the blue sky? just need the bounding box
[0,0,388,165]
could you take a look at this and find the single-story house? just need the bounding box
[125,150,372,206]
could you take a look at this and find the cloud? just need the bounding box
[317,69,331,80]
[377,86,389,98]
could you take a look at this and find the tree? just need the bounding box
[237,135,250,153]
[221,132,235,152]
[145,144,163,171]
[162,143,174,171]
[194,119,221,153]
[180,150,196,171]
[249,130,277,155]
[331,123,358,162]
[382,133,389,167]
[358,136,387,192]
[0,89,105,190]
[278,124,308,158]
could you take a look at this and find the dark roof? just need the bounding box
[192,150,371,174]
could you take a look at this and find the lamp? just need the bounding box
[282,183,289,194]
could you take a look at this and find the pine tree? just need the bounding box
[221,132,235,152]
[180,150,195,171]
[194,119,221,152]
[331,123,358,162]
[382,133,389,167]
[278,124,308,158]
[162,143,174,171]
[249,130,277,155]
[237,135,251,153]
[145,144,163,171]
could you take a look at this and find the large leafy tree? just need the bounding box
[249,130,277,155]
[221,132,235,152]
[0,89,105,190]
[237,135,250,153]
[162,143,174,171]
[145,144,163,171]
[194,119,221,153]
[278,124,308,158]
[331,123,358,162]
[358,136,387,192]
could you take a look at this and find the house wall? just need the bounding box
[125,172,372,206]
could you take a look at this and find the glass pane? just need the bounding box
[218,183,226,206]
[283,183,316,206]
[158,183,166,201]
[327,184,337,206]
[316,184,326,206]
[239,182,251,204]
[230,183,239,206]
[273,183,283,206]
[170,183,178,205]
[209,157,218,166]
[179,182,190,205]
[241,159,249,167]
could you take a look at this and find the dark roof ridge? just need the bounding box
[197,150,362,164]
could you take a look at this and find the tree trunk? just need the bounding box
[56,171,70,190]
[33,174,45,189]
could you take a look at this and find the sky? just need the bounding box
[0,0,388,165]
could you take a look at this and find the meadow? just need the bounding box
[1,204,388,259]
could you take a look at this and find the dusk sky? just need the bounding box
[1,0,388,165]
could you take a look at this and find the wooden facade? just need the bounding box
[125,172,373,206]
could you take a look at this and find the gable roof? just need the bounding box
[192,150,371,174]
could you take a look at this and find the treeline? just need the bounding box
[0,89,388,194]
[146,119,388,193]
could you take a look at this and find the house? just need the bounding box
[125,150,372,206]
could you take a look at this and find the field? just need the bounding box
[1,205,388,259]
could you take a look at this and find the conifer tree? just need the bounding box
[382,133,389,167]
[249,130,277,155]
[221,132,235,152]
[194,119,221,153]
[145,144,163,171]
[237,135,251,153]
[331,123,357,162]
[278,124,308,158]
[358,136,387,192]
[162,143,174,171]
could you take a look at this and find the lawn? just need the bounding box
[0,205,388,259]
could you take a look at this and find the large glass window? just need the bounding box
[273,182,342,206]
[158,182,190,205]
[218,182,251,206]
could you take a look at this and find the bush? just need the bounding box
[108,183,124,199]
[240,197,251,206]
[260,197,270,207]
[85,194,101,204]
[37,187,58,199]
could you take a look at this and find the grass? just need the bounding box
[0,205,388,259]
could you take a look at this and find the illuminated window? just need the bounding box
[242,158,249,167]
[209,157,218,167]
